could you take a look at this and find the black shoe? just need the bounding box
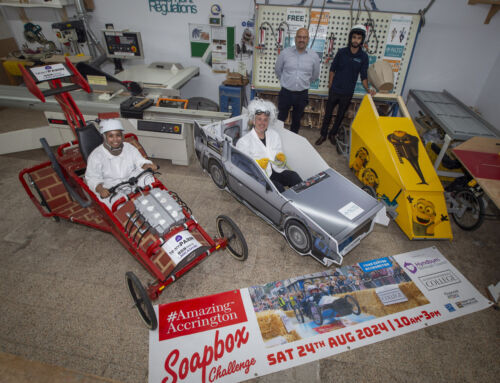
[315,136,327,146]
[328,134,337,146]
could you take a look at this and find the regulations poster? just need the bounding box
[308,9,330,90]
[149,247,491,382]
[383,14,412,85]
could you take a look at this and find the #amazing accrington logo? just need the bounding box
[159,291,254,383]
[159,290,247,341]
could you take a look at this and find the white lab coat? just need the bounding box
[85,142,152,207]
[236,128,285,177]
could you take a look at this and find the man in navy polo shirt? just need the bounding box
[315,24,376,146]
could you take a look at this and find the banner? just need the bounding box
[149,247,491,382]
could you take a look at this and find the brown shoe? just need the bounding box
[328,133,337,146]
[315,136,327,146]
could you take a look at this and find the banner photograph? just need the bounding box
[149,247,492,382]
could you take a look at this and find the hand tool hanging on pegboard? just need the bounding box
[325,33,336,64]
[276,21,289,55]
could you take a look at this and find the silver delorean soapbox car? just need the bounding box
[194,115,388,266]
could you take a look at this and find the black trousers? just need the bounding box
[320,90,352,138]
[277,88,309,134]
[270,170,302,193]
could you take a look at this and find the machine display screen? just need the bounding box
[103,30,144,59]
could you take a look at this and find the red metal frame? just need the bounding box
[19,59,231,301]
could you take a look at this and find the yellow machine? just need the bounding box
[349,95,452,240]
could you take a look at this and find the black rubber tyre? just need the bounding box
[216,215,248,261]
[336,125,350,155]
[361,185,377,198]
[125,272,157,330]
[293,305,305,323]
[451,189,485,231]
[310,302,323,326]
[209,160,227,189]
[345,295,361,315]
[285,219,312,254]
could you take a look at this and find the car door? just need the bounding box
[225,145,285,225]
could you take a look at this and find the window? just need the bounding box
[230,147,268,187]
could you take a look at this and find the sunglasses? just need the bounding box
[255,110,270,116]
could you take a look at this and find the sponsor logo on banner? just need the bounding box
[404,257,445,274]
[359,257,392,272]
[444,303,456,312]
[456,297,478,308]
[376,285,408,305]
[159,290,247,341]
[419,270,461,291]
[444,290,460,299]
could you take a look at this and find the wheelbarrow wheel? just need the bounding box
[310,302,323,326]
[451,188,484,231]
[216,215,248,261]
[336,125,350,156]
[361,185,376,198]
[125,272,157,330]
[345,295,361,315]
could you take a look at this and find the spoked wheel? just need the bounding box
[285,219,312,254]
[336,125,350,156]
[361,185,376,198]
[293,306,305,323]
[216,215,248,261]
[125,272,157,330]
[345,295,361,315]
[209,160,227,189]
[451,189,485,231]
[310,302,323,326]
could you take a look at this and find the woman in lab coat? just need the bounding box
[236,99,302,192]
[85,119,158,208]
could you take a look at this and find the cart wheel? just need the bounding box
[216,215,248,261]
[209,160,227,189]
[293,306,304,323]
[310,302,323,326]
[125,272,157,330]
[451,189,485,231]
[345,295,361,315]
[336,125,350,156]
[285,219,312,254]
[361,185,376,198]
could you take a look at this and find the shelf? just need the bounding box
[0,0,73,9]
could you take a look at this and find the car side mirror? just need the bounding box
[265,182,272,192]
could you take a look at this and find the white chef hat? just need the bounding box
[100,119,124,135]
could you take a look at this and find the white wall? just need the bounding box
[1,0,499,123]
[475,51,500,129]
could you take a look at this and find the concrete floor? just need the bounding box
[0,109,499,382]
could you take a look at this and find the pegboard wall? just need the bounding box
[252,5,420,96]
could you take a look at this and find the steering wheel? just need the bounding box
[107,167,159,202]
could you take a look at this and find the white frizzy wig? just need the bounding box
[247,98,277,125]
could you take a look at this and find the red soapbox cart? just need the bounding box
[18,59,248,330]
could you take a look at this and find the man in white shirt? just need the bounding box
[85,119,158,207]
[236,99,302,192]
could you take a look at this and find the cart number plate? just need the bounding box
[162,231,202,265]
[30,64,71,82]
[339,202,364,220]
